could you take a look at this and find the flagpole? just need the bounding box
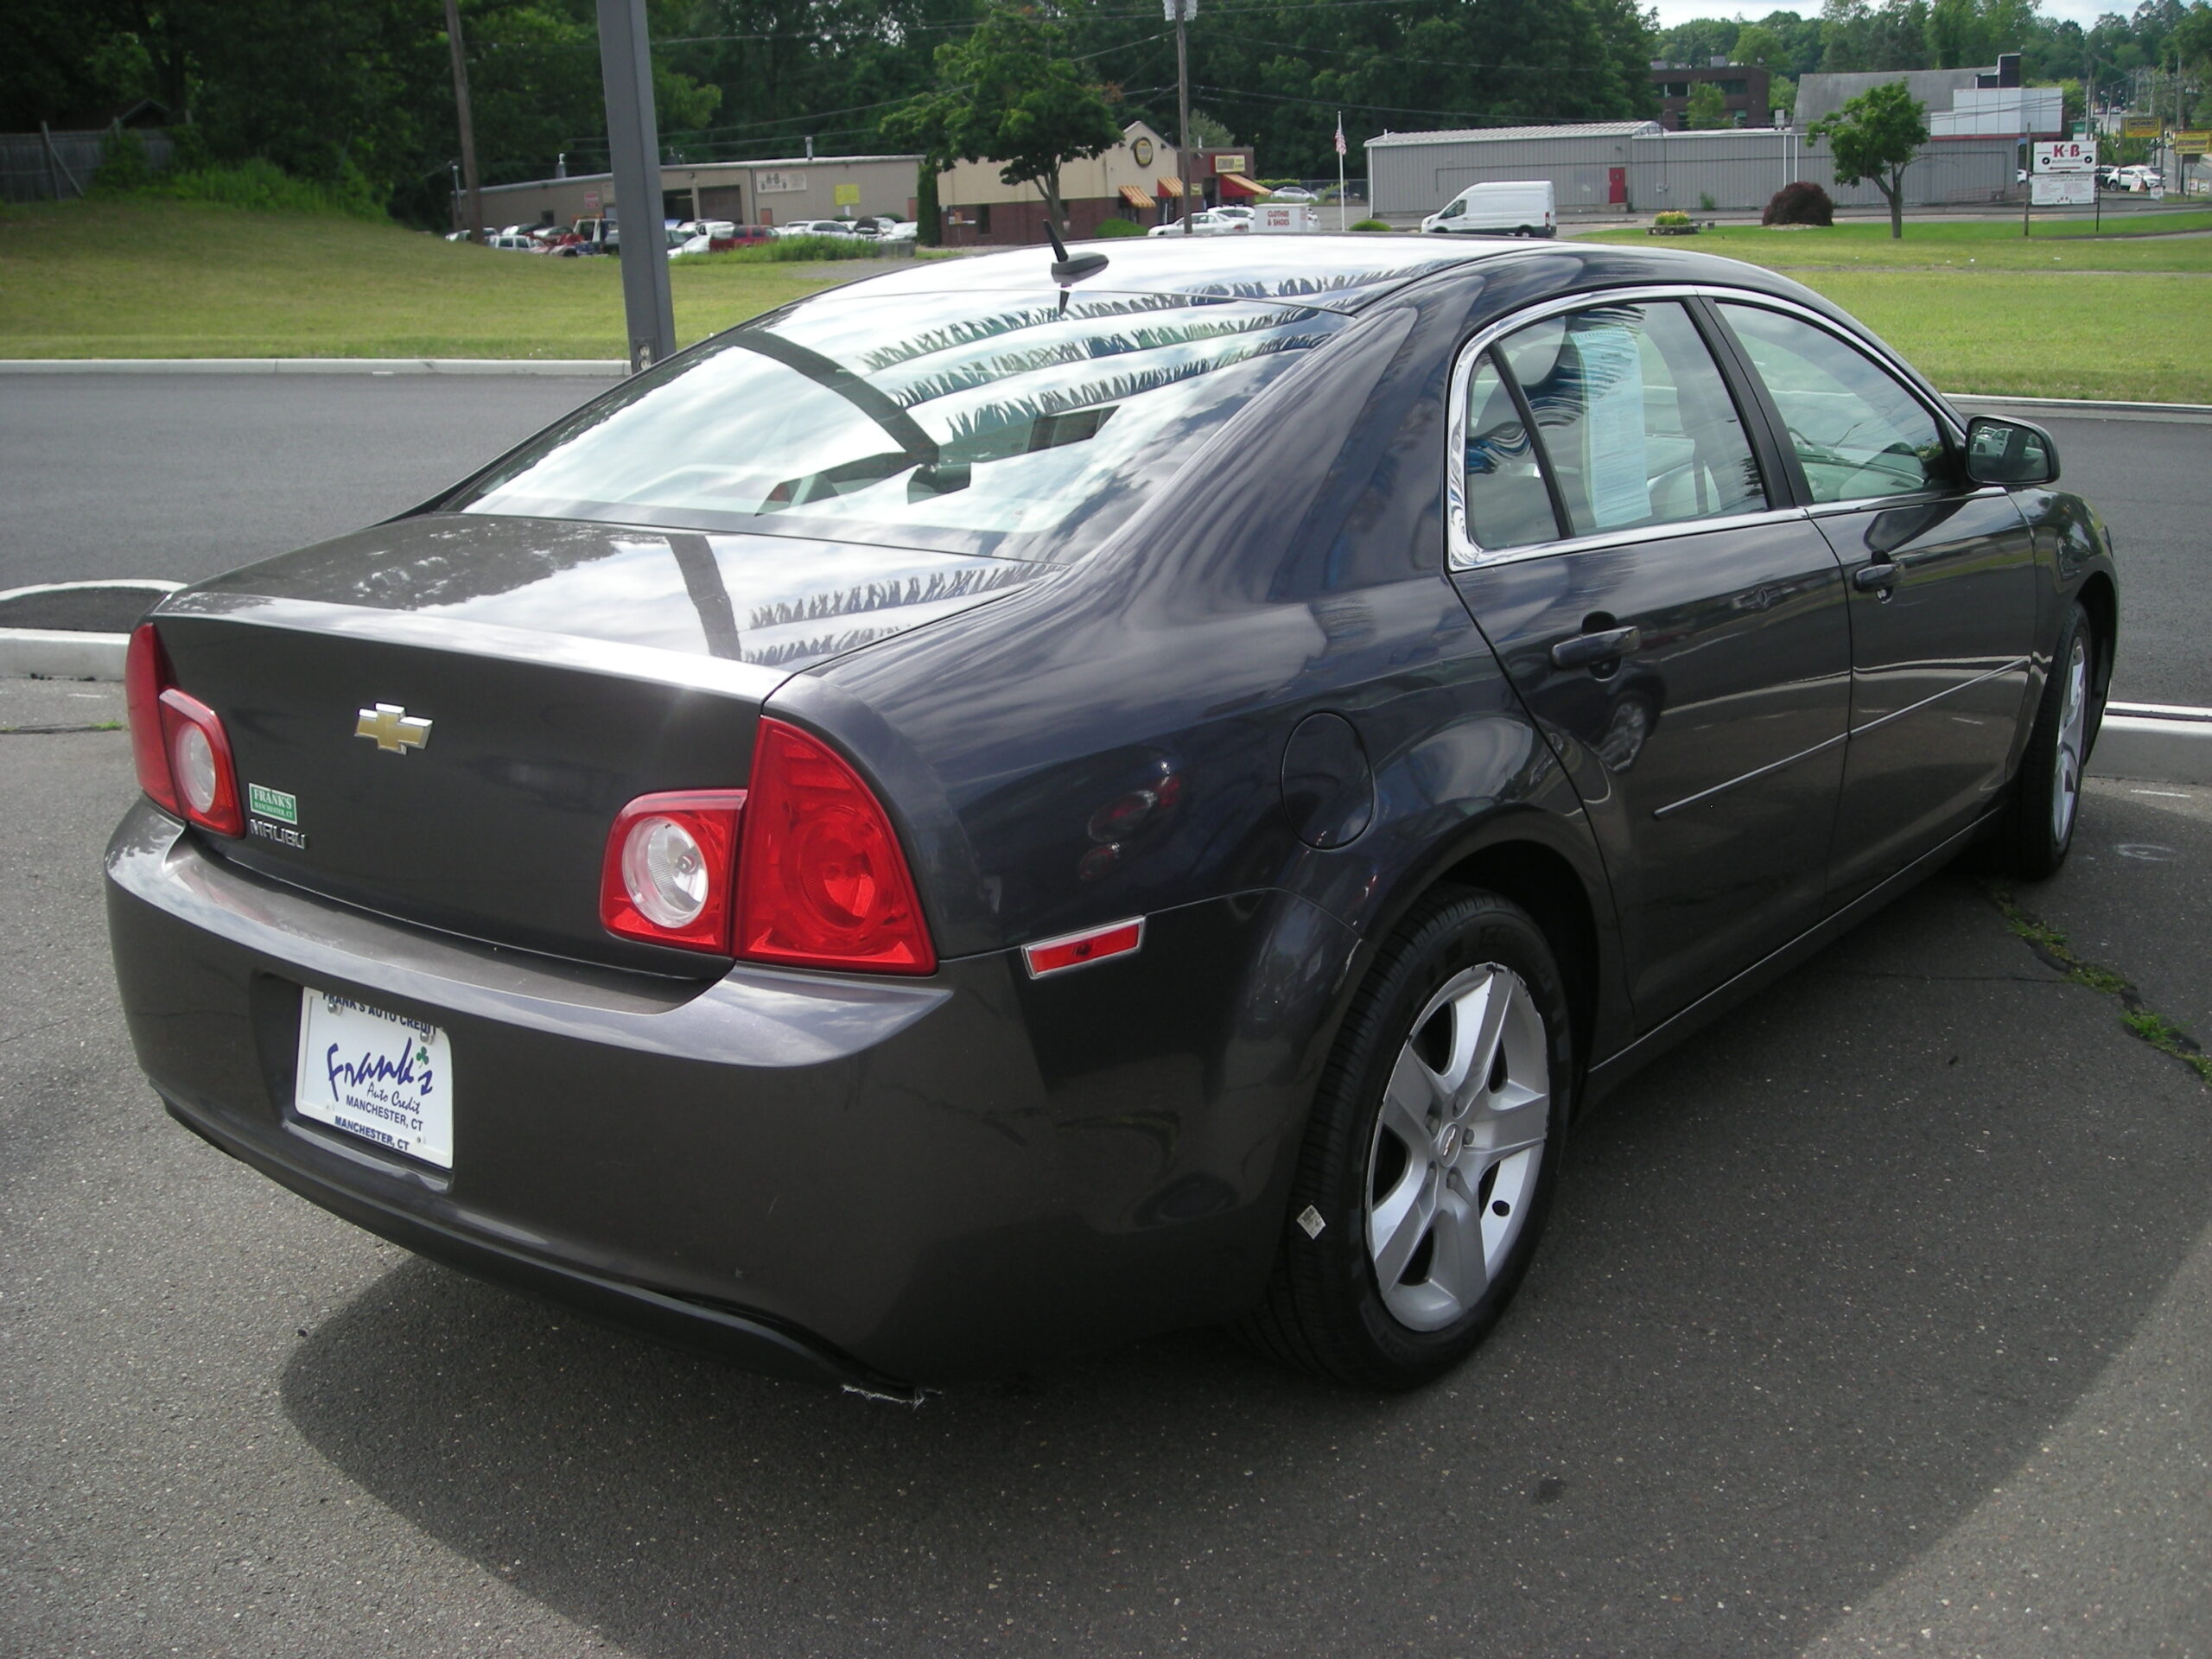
[1336,111,1347,231]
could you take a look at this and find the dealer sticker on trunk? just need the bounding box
[247,783,297,823]
[294,989,454,1168]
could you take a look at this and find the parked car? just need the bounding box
[1268,185,1319,202]
[774,219,864,238]
[108,236,2114,1393]
[1211,204,1256,223]
[1147,208,1246,236]
[1423,180,1557,237]
[874,220,919,246]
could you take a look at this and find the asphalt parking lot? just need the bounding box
[3,672,2209,1657]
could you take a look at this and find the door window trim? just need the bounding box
[1446,284,1971,571]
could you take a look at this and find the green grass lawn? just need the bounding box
[1579,216,2212,403]
[6,199,2208,401]
[0,198,862,359]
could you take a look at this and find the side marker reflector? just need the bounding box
[1022,917,1145,979]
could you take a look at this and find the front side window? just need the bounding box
[1718,302,1949,504]
[1489,301,1767,540]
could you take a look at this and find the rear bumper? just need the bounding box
[106,804,1342,1382]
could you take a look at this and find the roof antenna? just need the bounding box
[1039,188,1107,283]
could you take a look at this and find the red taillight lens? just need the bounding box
[156,688,243,836]
[125,624,179,814]
[734,718,936,974]
[599,791,746,952]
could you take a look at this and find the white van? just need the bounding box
[1421,181,1556,238]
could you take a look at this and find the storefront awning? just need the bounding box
[1217,172,1268,198]
[1154,175,1187,197]
[1118,185,1153,210]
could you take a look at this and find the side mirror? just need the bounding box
[1963,415,2059,486]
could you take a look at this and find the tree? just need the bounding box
[1685,82,1731,127]
[1811,78,1929,238]
[880,3,1123,240]
[1732,23,1786,67]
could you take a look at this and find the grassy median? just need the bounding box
[0,198,867,359]
[5,198,2209,402]
[1583,216,2212,403]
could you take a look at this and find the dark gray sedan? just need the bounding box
[106,235,2115,1392]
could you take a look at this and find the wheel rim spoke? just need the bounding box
[1369,1165,1435,1289]
[2053,638,2087,842]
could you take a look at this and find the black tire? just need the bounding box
[1994,601,2099,880]
[1236,887,1574,1388]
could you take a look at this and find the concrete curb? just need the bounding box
[0,359,626,376]
[2092,703,2212,787]
[1949,393,2212,423]
[0,629,130,680]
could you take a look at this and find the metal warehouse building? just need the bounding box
[1370,122,2021,220]
[1368,122,1658,219]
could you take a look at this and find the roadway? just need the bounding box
[2,372,2207,704]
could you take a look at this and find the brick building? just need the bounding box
[1648,61,1775,130]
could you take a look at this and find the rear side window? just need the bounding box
[1460,356,1558,550]
[1717,302,1948,504]
[1495,302,1767,538]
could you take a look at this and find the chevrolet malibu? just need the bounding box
[107,236,2116,1392]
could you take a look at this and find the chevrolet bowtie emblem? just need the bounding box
[355,703,433,755]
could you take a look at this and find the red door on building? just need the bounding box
[1608,166,1627,206]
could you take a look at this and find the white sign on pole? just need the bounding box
[1162,0,1196,17]
[2031,175,2094,206]
[2033,140,2094,174]
[1252,202,1317,233]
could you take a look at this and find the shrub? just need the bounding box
[1092,217,1147,238]
[1348,218,1393,232]
[1698,193,1717,212]
[1763,180,1834,226]
[721,234,889,263]
[118,155,388,219]
[90,129,156,195]
[1654,210,1693,227]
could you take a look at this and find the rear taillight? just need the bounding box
[736,720,935,973]
[597,719,935,973]
[599,791,746,952]
[125,624,178,814]
[126,625,244,836]
[156,689,243,836]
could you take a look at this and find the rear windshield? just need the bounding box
[453,283,1350,563]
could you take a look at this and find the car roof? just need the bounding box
[817,234,1544,315]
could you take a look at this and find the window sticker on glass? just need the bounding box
[1573,318,1649,531]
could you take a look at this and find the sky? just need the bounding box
[1643,0,2119,25]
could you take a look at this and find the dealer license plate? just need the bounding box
[294,988,454,1168]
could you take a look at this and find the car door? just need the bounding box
[1447,296,1853,1027]
[1711,302,2040,905]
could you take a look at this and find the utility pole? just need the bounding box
[596,0,677,372]
[1167,0,1196,233]
[442,0,485,242]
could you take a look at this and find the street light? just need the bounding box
[1166,0,1196,234]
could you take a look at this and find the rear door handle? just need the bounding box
[1853,560,1901,591]
[1551,626,1641,670]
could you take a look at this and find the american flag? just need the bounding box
[1333,122,1348,157]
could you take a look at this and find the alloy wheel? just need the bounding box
[1365,963,1551,1332]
